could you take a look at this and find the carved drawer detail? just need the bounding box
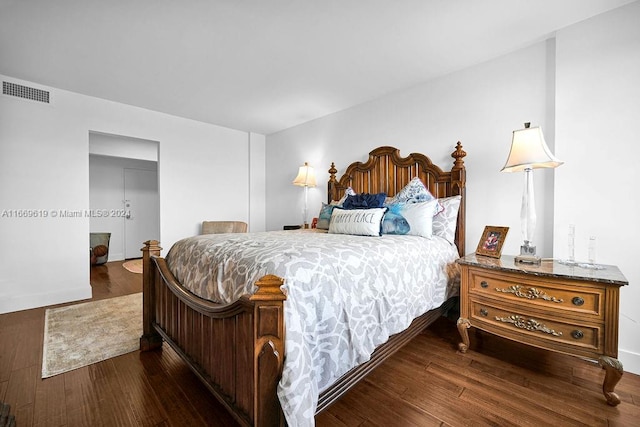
[469,300,601,352]
[469,271,603,319]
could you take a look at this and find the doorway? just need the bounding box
[89,132,159,261]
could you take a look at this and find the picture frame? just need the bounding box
[475,226,509,258]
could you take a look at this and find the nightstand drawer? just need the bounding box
[469,270,603,319]
[469,299,602,353]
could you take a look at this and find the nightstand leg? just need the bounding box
[457,317,471,353]
[598,355,623,406]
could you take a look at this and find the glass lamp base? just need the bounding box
[515,242,541,265]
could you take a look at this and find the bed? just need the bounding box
[140,144,467,426]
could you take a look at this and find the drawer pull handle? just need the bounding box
[480,308,488,316]
[494,315,563,336]
[571,330,584,339]
[572,297,585,306]
[495,285,563,303]
[480,281,489,288]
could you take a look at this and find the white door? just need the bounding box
[124,168,159,259]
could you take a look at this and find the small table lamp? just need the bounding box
[292,162,317,228]
[501,123,563,264]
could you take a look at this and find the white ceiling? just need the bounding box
[0,0,634,135]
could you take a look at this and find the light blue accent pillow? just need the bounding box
[316,203,335,230]
[382,199,440,238]
[381,203,411,235]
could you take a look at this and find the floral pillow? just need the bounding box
[386,177,444,221]
[432,195,461,244]
[387,177,436,205]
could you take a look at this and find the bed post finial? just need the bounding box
[452,141,466,170]
[328,162,338,203]
[140,240,163,351]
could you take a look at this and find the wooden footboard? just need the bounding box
[140,240,286,427]
[140,240,457,427]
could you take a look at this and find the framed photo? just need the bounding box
[475,226,509,258]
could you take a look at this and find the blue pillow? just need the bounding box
[382,200,440,238]
[382,203,411,235]
[316,203,335,230]
[342,192,387,209]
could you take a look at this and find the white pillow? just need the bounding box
[328,207,387,236]
[432,195,461,243]
[397,199,439,238]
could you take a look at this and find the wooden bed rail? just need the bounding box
[139,240,287,426]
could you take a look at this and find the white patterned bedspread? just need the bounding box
[166,229,459,426]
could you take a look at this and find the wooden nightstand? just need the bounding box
[456,254,628,406]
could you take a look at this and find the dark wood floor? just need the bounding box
[0,261,638,426]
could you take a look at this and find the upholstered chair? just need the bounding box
[201,221,248,235]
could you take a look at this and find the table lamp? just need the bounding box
[501,122,563,264]
[292,162,317,228]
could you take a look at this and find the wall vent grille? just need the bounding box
[2,81,50,103]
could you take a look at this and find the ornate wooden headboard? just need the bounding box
[327,143,467,256]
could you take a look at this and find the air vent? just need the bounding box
[3,81,50,104]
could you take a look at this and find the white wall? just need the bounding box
[249,132,267,232]
[0,75,254,313]
[266,3,639,374]
[267,41,553,259]
[554,1,640,374]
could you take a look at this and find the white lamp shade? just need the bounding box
[292,162,317,187]
[501,125,563,172]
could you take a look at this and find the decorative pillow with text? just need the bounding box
[328,207,387,236]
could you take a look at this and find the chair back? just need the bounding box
[201,221,248,234]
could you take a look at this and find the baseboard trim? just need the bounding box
[620,349,640,375]
[0,285,92,314]
[108,252,125,262]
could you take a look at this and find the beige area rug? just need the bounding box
[42,293,142,378]
[123,258,143,274]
